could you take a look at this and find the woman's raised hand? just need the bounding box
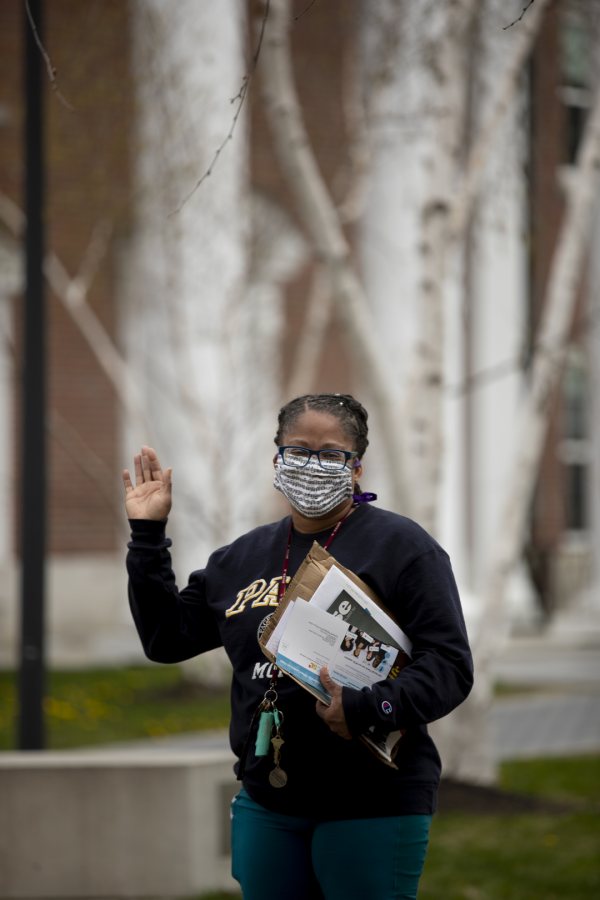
[122,446,172,521]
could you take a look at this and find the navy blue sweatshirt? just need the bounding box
[127,503,473,819]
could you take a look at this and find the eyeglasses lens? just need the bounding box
[319,451,346,471]
[281,448,347,471]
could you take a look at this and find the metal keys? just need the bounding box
[271,732,284,763]
[255,688,288,788]
[268,714,288,788]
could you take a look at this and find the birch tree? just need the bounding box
[127,0,275,684]
[253,0,599,782]
[258,0,551,529]
[407,0,478,534]
[127,0,250,562]
[258,0,412,515]
[437,83,600,782]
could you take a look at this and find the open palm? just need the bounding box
[123,446,172,521]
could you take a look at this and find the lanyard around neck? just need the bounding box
[277,506,354,604]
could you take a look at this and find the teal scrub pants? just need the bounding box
[231,788,431,900]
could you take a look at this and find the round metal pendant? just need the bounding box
[268,766,288,788]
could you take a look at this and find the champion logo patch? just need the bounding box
[381,700,393,715]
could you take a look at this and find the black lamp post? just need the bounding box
[18,0,47,750]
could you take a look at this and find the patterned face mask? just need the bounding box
[273,458,354,518]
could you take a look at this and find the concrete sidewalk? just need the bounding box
[489,630,600,761]
[491,690,600,760]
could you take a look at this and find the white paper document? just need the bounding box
[275,598,401,703]
[262,550,412,767]
[309,566,412,657]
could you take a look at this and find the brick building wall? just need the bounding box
[0,0,134,556]
[528,0,567,607]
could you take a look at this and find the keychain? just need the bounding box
[255,707,274,756]
[255,687,277,756]
[268,705,288,788]
[254,687,288,787]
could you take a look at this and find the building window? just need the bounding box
[559,7,592,165]
[558,347,590,535]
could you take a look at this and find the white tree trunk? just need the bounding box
[448,0,553,242]
[126,0,250,684]
[409,0,478,534]
[286,264,334,399]
[409,0,550,535]
[582,172,600,621]
[357,1,546,535]
[478,86,600,656]
[258,0,412,515]
[442,87,600,783]
[127,0,249,559]
[463,0,535,620]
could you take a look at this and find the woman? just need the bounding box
[124,393,473,900]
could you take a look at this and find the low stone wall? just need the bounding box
[0,747,239,899]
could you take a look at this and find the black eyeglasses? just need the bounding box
[278,446,358,472]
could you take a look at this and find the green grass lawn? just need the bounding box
[1,668,599,898]
[0,665,231,749]
[418,754,600,900]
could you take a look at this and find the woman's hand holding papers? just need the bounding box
[316,667,351,740]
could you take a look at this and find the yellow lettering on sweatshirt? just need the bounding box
[225,575,289,617]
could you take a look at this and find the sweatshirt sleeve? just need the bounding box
[342,548,474,736]
[126,519,223,663]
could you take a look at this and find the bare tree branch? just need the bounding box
[445,303,600,397]
[44,254,151,436]
[24,0,74,111]
[503,0,536,31]
[0,192,151,436]
[0,320,128,540]
[293,0,319,21]
[475,85,600,659]
[171,0,271,214]
[287,4,407,398]
[286,264,333,398]
[0,193,25,235]
[259,0,412,514]
[449,0,552,241]
[441,86,600,785]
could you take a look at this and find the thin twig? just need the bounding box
[170,0,271,215]
[503,0,535,31]
[24,0,75,111]
[446,304,600,397]
[294,0,319,21]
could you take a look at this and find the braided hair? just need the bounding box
[274,393,369,459]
